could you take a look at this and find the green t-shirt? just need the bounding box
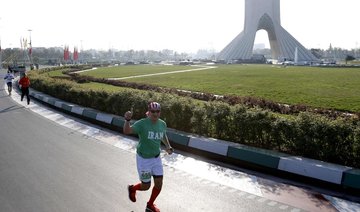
[132,118,167,158]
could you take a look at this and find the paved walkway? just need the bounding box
[72,65,217,80]
[108,65,217,80]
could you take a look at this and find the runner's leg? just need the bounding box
[25,87,30,104]
[148,176,162,205]
[148,156,163,205]
[128,154,152,202]
[21,88,25,101]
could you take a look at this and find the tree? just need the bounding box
[310,48,323,59]
[345,55,355,64]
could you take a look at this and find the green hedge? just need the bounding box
[28,70,360,168]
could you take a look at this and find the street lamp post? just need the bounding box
[28,29,33,69]
[28,29,32,46]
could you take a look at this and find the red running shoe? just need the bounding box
[127,185,136,202]
[146,202,160,212]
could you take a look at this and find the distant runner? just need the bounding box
[3,71,15,95]
[123,102,174,212]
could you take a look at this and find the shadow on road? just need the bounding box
[0,105,25,114]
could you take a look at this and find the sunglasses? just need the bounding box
[150,110,160,114]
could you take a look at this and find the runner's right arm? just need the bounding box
[123,111,133,134]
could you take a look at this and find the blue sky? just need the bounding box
[0,0,359,52]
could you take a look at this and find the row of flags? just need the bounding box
[64,45,79,61]
[0,38,80,62]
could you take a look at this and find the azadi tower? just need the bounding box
[218,0,317,62]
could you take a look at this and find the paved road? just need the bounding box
[1,70,359,212]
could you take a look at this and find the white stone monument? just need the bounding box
[218,0,317,62]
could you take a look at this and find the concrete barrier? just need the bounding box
[96,113,114,124]
[227,145,285,169]
[278,157,351,184]
[188,137,229,156]
[342,169,360,189]
[71,106,85,115]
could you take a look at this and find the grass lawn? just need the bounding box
[78,82,130,92]
[46,70,69,77]
[76,64,360,112]
[79,64,196,78]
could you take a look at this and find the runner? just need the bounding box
[3,71,15,95]
[18,72,31,105]
[123,102,174,212]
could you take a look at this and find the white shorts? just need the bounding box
[136,154,163,183]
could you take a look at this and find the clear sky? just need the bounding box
[0,0,359,53]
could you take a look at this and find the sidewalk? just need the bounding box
[24,86,360,192]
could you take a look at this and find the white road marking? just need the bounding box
[107,65,217,80]
[71,65,217,80]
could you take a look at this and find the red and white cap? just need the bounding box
[148,102,161,111]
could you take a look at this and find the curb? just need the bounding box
[27,88,360,191]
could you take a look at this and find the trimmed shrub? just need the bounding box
[28,68,360,168]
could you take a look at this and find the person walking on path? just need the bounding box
[3,71,15,95]
[18,72,31,105]
[123,102,174,212]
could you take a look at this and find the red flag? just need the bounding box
[73,47,78,61]
[28,40,32,55]
[67,46,70,60]
[64,45,70,61]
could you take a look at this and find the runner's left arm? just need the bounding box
[162,134,173,154]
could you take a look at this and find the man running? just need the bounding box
[18,72,31,105]
[123,102,173,212]
[4,71,15,95]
